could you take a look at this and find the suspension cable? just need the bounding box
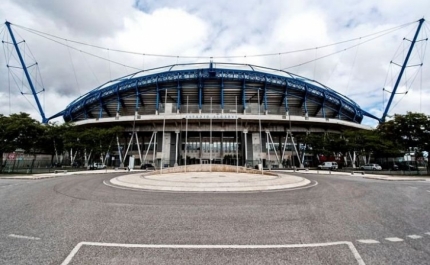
[12,20,416,60]
[284,23,414,70]
[66,40,81,94]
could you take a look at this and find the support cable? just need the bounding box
[313,48,318,80]
[389,61,424,111]
[284,25,410,70]
[345,38,361,93]
[381,18,426,122]
[420,63,422,112]
[8,65,11,114]
[13,20,414,60]
[3,22,47,122]
[66,40,81,94]
[80,50,100,84]
[107,49,112,81]
[9,27,141,71]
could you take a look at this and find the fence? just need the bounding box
[0,158,85,174]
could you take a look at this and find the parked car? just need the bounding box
[360,164,382,170]
[317,161,338,170]
[88,163,106,170]
[51,162,62,168]
[388,164,399,171]
[140,164,155,170]
[396,163,417,171]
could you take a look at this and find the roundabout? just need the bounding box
[1,170,430,264]
[107,171,313,192]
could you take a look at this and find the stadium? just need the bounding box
[49,62,379,169]
[3,18,426,170]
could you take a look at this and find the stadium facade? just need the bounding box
[52,62,377,168]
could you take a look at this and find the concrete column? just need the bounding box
[278,134,284,168]
[199,132,202,163]
[252,132,262,166]
[152,131,157,165]
[161,132,172,165]
[266,130,270,170]
[220,131,224,162]
[174,130,179,166]
[243,129,248,163]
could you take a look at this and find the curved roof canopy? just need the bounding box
[50,62,379,123]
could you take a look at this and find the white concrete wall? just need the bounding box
[252,133,263,161]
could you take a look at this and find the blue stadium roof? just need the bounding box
[49,62,379,123]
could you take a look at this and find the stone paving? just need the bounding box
[109,171,312,192]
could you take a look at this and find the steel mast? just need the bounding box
[381,18,425,123]
[5,21,48,123]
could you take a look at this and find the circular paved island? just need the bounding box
[108,171,311,192]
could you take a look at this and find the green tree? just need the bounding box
[343,129,389,165]
[0,113,45,172]
[37,122,71,164]
[2,113,44,153]
[0,114,14,171]
[63,125,123,166]
[378,112,429,152]
[378,112,429,171]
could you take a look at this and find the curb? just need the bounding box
[363,176,426,181]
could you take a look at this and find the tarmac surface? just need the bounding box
[1,168,427,182]
[1,169,430,264]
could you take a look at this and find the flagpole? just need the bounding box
[236,96,238,173]
[161,88,167,174]
[185,96,188,172]
[258,88,263,175]
[210,97,212,172]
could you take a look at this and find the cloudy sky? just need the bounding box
[0,0,429,126]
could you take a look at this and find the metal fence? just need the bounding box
[0,158,86,174]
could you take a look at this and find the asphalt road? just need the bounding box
[0,172,429,264]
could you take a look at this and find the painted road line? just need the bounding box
[8,234,40,240]
[357,239,380,244]
[407,235,422,239]
[385,237,404,242]
[425,232,430,236]
[61,241,365,265]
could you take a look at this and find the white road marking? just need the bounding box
[357,239,380,244]
[8,234,40,240]
[425,232,430,236]
[61,241,365,265]
[385,237,404,242]
[427,190,430,193]
[407,235,422,239]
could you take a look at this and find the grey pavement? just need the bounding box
[0,168,138,179]
[0,171,430,264]
[286,169,429,181]
[362,175,427,181]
